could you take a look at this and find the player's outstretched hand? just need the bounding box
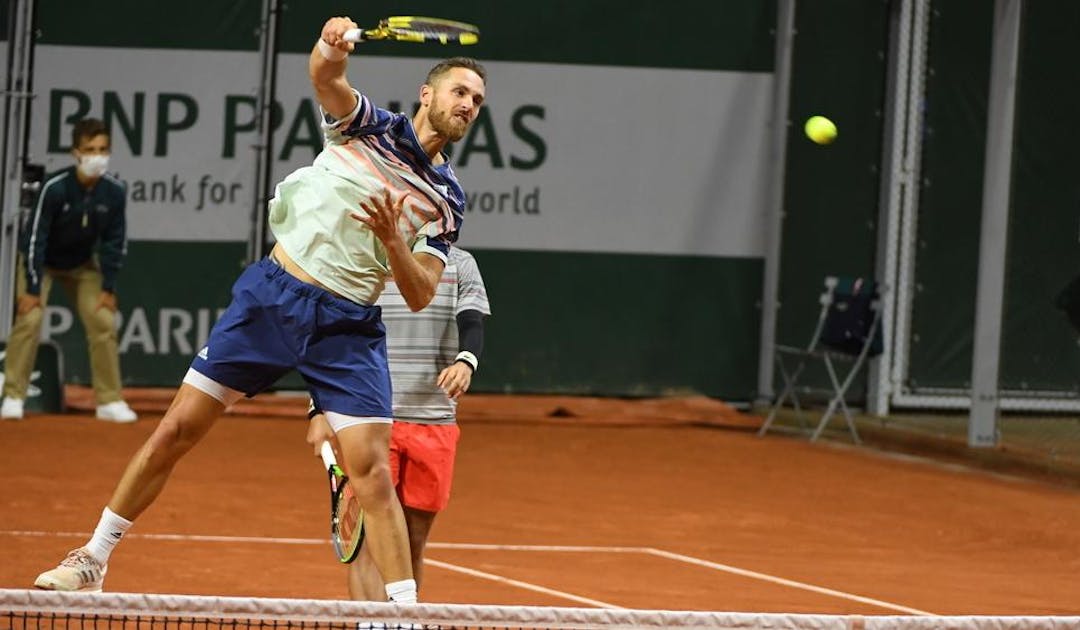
[351,190,409,247]
[437,362,474,400]
[320,16,358,53]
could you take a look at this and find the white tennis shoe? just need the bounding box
[34,547,107,592]
[96,400,138,423]
[1,396,24,420]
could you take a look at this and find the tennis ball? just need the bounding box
[804,116,837,145]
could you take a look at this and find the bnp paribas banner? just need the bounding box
[26,2,776,397]
[32,48,772,257]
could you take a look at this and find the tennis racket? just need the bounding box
[343,16,479,45]
[320,441,365,563]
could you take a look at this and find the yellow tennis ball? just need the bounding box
[804,116,837,145]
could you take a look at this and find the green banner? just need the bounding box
[43,241,244,387]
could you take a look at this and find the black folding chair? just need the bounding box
[758,276,884,443]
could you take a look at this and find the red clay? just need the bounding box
[1,393,1078,615]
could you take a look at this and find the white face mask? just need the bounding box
[77,154,109,178]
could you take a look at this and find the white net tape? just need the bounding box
[2,590,1078,630]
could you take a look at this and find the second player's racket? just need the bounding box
[320,441,364,563]
[343,16,479,45]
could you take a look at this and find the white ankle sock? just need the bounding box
[385,578,417,603]
[84,507,133,565]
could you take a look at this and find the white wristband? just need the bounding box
[317,38,348,61]
[455,351,478,372]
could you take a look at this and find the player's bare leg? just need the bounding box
[35,383,225,591]
[336,423,415,600]
[108,384,226,518]
[351,542,385,600]
[350,507,436,600]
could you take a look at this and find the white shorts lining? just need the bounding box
[325,411,392,432]
[183,368,245,407]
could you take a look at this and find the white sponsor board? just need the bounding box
[30,46,772,258]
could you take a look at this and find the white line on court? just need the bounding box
[430,542,932,615]
[0,530,929,614]
[428,542,646,553]
[644,548,932,616]
[1,530,326,545]
[423,558,622,609]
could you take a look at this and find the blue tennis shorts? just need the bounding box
[190,257,391,418]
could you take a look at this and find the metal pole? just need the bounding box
[756,0,796,405]
[887,0,931,412]
[867,0,913,416]
[247,0,281,263]
[0,0,37,341]
[968,0,1022,447]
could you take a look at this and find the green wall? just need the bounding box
[906,1,1080,395]
[468,250,763,400]
[37,0,776,72]
[275,1,775,71]
[774,0,890,400]
[904,0,993,392]
[999,1,1080,393]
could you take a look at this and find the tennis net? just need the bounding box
[2,589,1078,630]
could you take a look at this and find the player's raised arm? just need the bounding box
[309,16,360,121]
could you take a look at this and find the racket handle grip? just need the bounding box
[320,441,337,468]
[342,28,364,43]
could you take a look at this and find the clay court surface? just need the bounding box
[1,393,1079,616]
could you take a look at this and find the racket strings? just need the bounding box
[337,491,361,537]
[398,24,474,36]
[380,18,479,44]
[386,17,478,34]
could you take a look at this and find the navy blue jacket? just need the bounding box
[20,166,127,296]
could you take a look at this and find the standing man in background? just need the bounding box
[1,118,136,423]
[308,246,491,600]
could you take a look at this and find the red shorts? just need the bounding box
[389,422,461,513]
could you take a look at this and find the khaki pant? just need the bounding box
[3,255,124,404]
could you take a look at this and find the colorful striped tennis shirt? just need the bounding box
[379,247,491,424]
[269,89,465,305]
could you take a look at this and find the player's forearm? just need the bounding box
[309,41,346,86]
[456,310,486,363]
[385,240,441,311]
[309,18,359,121]
[308,48,354,116]
[309,48,343,86]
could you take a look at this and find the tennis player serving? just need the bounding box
[34,16,487,604]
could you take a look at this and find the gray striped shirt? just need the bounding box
[380,247,491,424]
